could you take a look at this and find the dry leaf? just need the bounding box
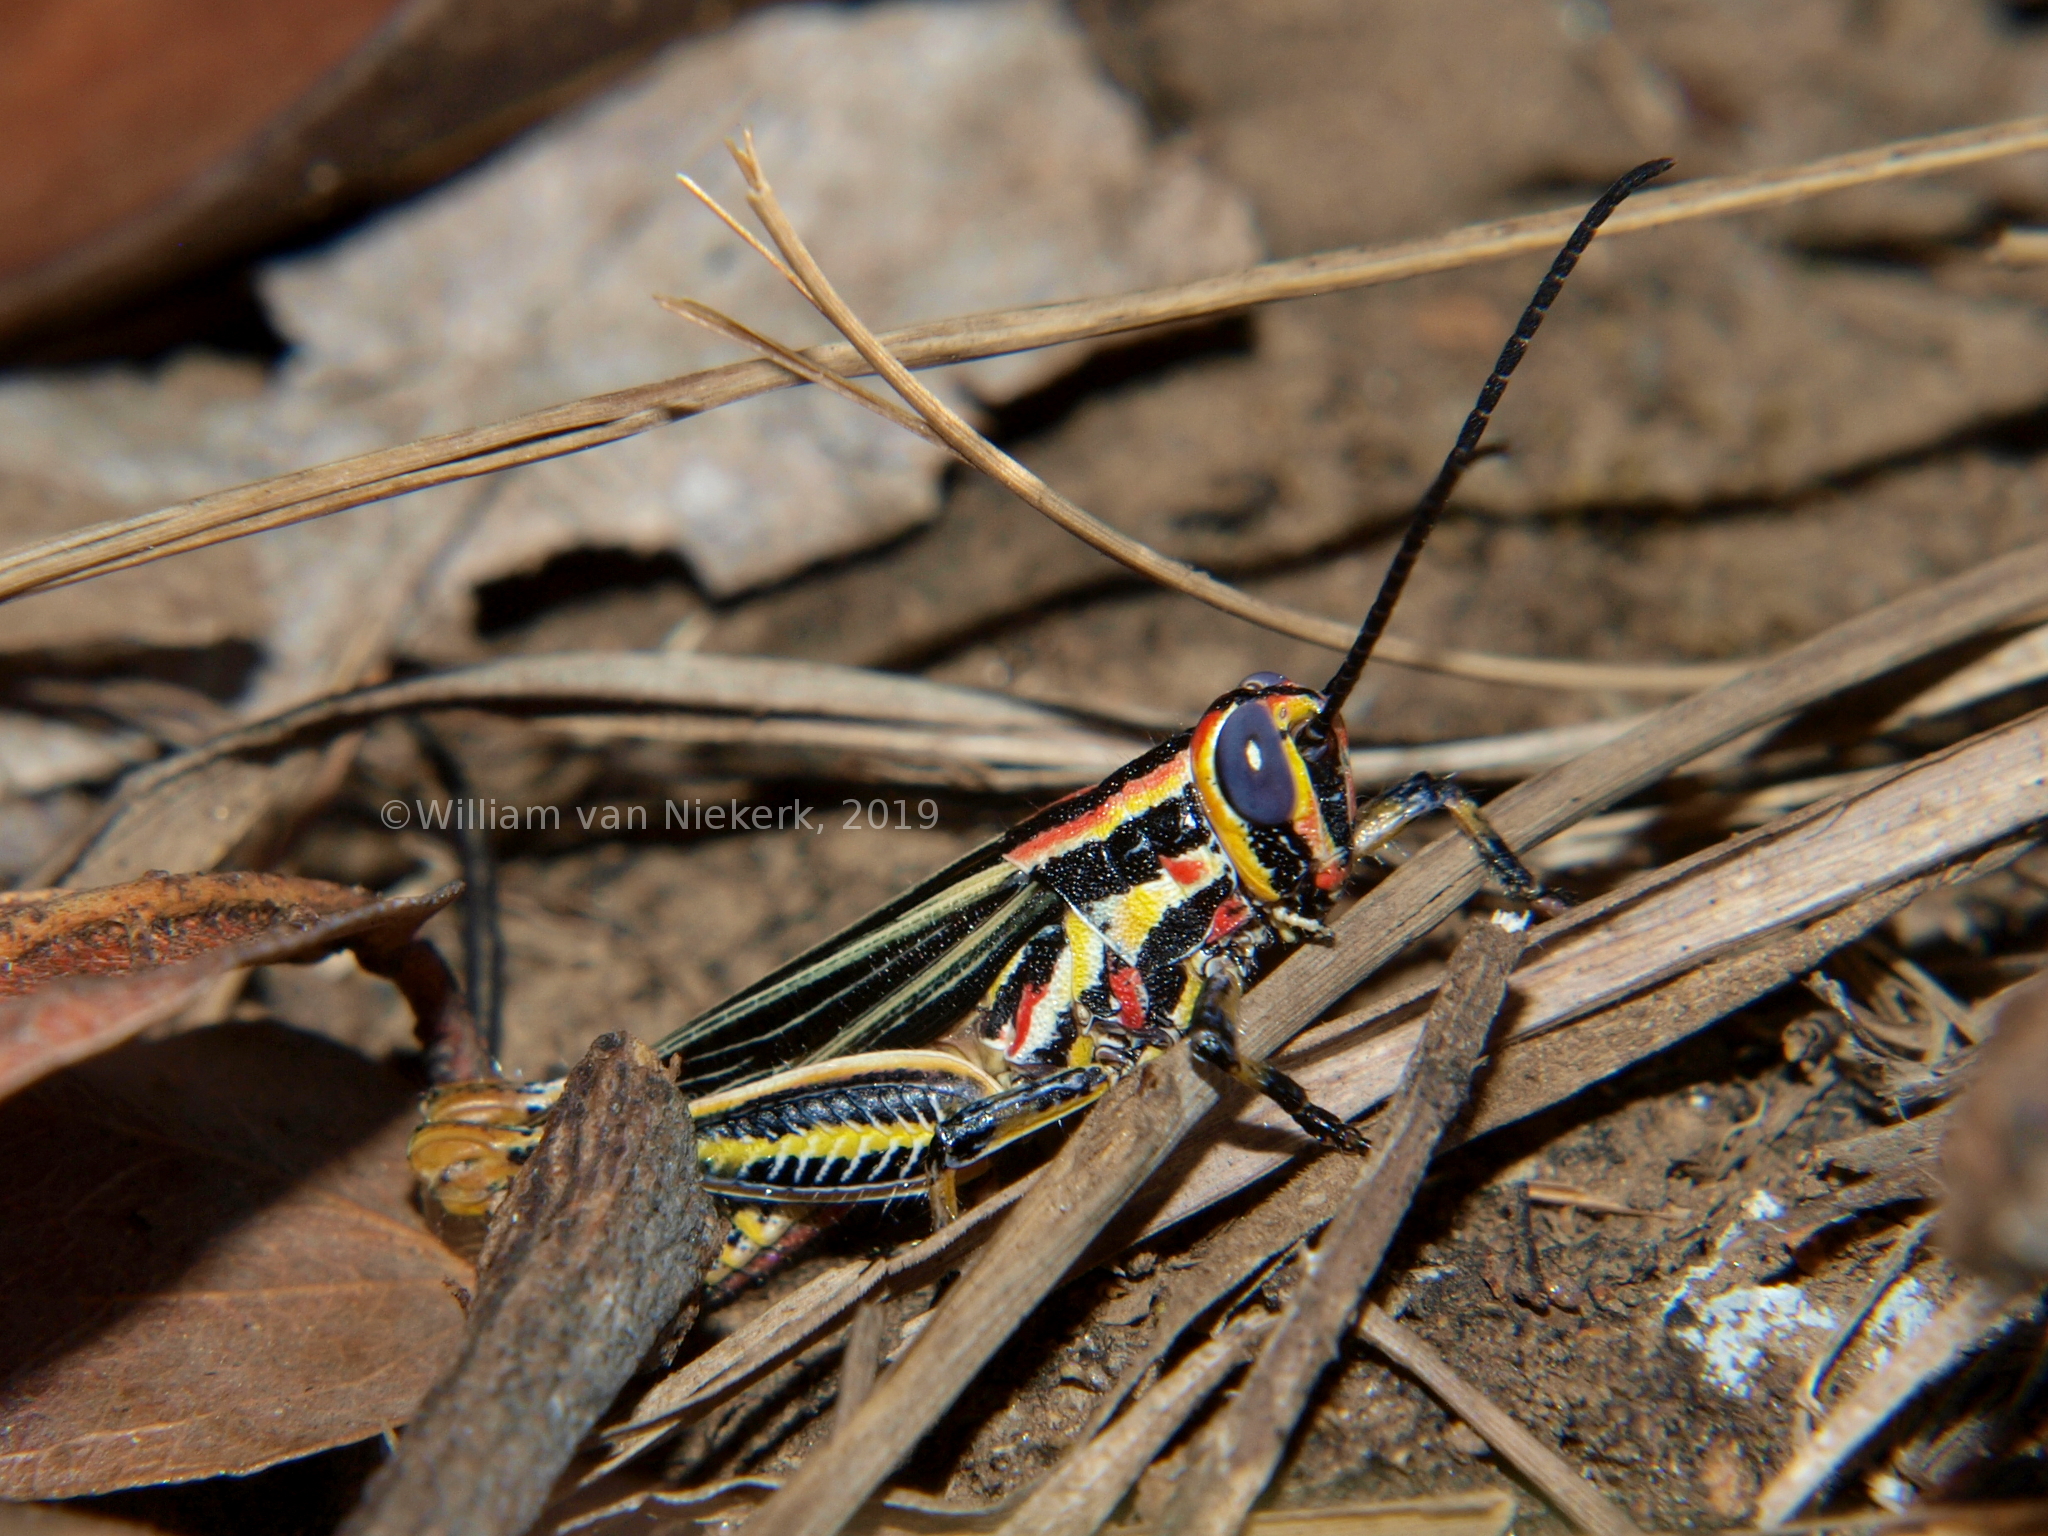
[0,1022,469,1500]
[0,872,461,1102]
[0,871,387,992]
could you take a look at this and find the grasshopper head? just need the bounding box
[1190,674,1354,910]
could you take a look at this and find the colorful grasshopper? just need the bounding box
[409,160,1669,1290]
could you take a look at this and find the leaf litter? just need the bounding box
[0,1023,469,1500]
[10,2,2048,1532]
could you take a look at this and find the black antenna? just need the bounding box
[1313,157,1673,735]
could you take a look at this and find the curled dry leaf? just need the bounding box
[0,1022,471,1499]
[0,870,446,991]
[0,871,469,1102]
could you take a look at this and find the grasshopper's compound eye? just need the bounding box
[1216,703,1297,826]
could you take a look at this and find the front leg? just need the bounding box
[1183,959,1370,1154]
[1353,772,1561,911]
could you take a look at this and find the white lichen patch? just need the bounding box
[1669,1284,1838,1399]
[1664,1186,1835,1399]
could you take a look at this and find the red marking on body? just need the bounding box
[1105,960,1147,1031]
[1161,853,1211,887]
[1204,893,1254,945]
[1007,980,1048,1057]
[1004,753,1191,868]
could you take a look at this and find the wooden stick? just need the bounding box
[991,1317,1271,1536]
[2,114,2043,635]
[832,1300,887,1437]
[1155,921,1526,1536]
[340,1034,716,1536]
[1356,1307,1639,1536]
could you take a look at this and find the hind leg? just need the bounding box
[706,1204,848,1303]
[408,1077,565,1217]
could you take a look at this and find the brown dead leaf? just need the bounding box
[0,871,404,993]
[0,1022,470,1500]
[0,872,463,1102]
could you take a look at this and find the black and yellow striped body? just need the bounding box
[409,684,1366,1212]
[406,156,1645,1296]
[688,1051,1000,1202]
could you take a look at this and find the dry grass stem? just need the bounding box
[675,174,804,290]
[1,117,2042,697]
[1754,1279,2030,1526]
[1147,710,2048,1235]
[1156,921,1526,1536]
[717,541,2048,1536]
[1795,1215,1934,1421]
[726,133,1413,670]
[832,1301,887,1437]
[654,295,941,445]
[1355,1306,1639,1536]
[664,182,1738,696]
[991,1315,1273,1536]
[538,712,1136,793]
[112,651,1134,800]
[566,1481,1515,1536]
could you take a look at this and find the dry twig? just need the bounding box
[1156,921,1526,1536]
[1355,1306,1638,1536]
[990,1315,1273,1536]
[343,1034,715,1536]
[4,119,2046,693]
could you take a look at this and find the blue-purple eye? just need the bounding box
[1216,704,1297,825]
[1240,671,1288,690]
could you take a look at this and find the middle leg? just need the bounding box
[1182,958,1371,1154]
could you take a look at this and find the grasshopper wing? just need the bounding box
[657,841,1057,1095]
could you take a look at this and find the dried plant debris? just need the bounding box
[0,871,470,1100]
[0,1024,470,1499]
[15,2,2048,1531]
[561,1483,1515,1536]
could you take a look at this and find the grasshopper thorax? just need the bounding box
[1190,676,1355,913]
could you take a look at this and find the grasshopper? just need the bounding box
[410,159,1669,1293]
